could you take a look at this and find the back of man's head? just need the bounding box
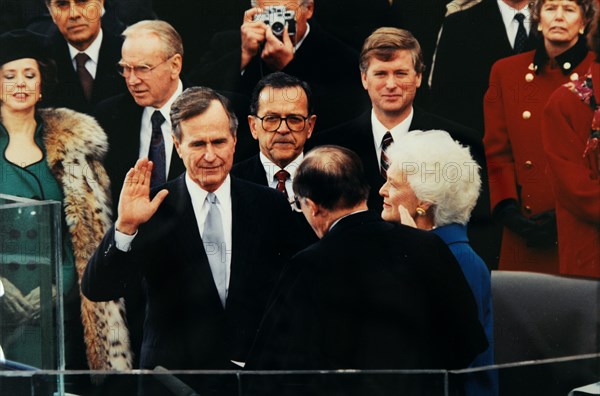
[359,27,425,74]
[293,145,370,211]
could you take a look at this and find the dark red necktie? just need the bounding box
[275,169,290,197]
[75,52,93,101]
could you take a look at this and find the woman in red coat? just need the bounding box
[484,0,596,273]
[540,10,600,278]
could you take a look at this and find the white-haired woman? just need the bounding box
[379,129,496,396]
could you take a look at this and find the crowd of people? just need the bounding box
[0,0,599,395]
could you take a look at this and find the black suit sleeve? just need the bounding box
[81,227,143,301]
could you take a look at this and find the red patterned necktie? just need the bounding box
[275,169,290,197]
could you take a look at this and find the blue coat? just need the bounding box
[432,223,498,396]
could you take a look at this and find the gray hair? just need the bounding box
[122,20,184,59]
[170,87,238,141]
[387,130,481,227]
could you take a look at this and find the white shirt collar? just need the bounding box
[185,172,232,212]
[259,151,304,183]
[371,107,414,163]
[497,0,531,39]
[68,28,103,67]
[294,22,310,52]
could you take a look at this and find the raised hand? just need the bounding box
[115,158,169,235]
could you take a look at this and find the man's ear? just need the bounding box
[248,115,259,140]
[172,134,182,158]
[304,197,320,217]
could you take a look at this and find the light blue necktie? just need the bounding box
[203,192,227,307]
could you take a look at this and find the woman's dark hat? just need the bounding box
[0,29,50,68]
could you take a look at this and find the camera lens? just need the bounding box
[271,22,285,36]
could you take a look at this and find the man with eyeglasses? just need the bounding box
[232,72,318,243]
[94,20,186,213]
[42,0,126,114]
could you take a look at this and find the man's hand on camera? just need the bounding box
[261,25,294,70]
[241,7,268,70]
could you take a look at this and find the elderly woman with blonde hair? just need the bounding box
[379,129,496,396]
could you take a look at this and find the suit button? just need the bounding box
[563,62,572,70]
[524,160,533,169]
[525,73,534,82]
[522,110,531,120]
[570,73,579,81]
[528,62,536,71]
[524,205,532,213]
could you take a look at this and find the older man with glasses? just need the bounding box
[232,72,319,243]
[94,20,186,210]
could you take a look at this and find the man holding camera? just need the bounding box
[191,0,366,132]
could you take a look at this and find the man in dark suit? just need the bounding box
[42,0,125,114]
[245,146,487,395]
[311,27,500,268]
[83,87,303,394]
[429,0,534,133]
[94,20,187,209]
[232,71,318,243]
[191,0,367,132]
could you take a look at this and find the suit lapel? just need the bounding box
[228,178,254,303]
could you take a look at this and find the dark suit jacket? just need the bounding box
[231,154,318,245]
[43,30,126,114]
[94,92,187,210]
[82,175,304,371]
[429,0,536,133]
[245,211,487,395]
[190,22,369,132]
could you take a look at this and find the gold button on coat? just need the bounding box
[570,73,579,81]
[525,73,534,82]
[522,110,531,119]
[524,160,533,169]
[563,62,572,70]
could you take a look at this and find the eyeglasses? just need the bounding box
[255,114,309,132]
[116,56,173,78]
[292,196,303,212]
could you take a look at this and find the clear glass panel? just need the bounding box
[0,194,64,374]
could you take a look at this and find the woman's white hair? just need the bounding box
[387,130,481,227]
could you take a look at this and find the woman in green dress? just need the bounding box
[0,30,131,376]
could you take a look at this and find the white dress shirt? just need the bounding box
[371,107,414,167]
[68,29,103,78]
[497,0,531,49]
[259,151,303,204]
[139,80,184,179]
[114,174,234,292]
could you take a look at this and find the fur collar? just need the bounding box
[39,108,132,372]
